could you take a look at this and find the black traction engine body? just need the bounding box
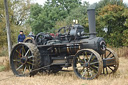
[10,9,119,80]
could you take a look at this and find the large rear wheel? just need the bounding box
[10,43,41,76]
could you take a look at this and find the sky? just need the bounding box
[34,0,128,5]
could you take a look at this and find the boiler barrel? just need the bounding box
[53,44,81,55]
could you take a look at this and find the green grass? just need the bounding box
[0,65,5,72]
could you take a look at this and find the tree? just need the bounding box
[96,4,128,47]
[11,0,32,25]
[54,3,89,32]
[28,0,83,34]
[0,0,32,48]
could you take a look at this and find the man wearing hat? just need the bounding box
[18,31,26,43]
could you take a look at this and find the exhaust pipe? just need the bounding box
[87,9,96,38]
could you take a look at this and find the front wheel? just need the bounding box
[73,49,103,80]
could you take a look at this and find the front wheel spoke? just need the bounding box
[77,61,84,64]
[78,68,84,74]
[82,69,86,77]
[82,53,87,62]
[90,66,98,73]
[90,55,96,62]
[83,57,87,62]
[77,56,82,61]
[85,52,88,60]
[75,66,83,69]
[90,72,93,77]
[87,68,90,76]
[16,64,23,71]
[90,61,99,65]
[88,68,93,77]
[88,53,93,62]
[91,65,98,69]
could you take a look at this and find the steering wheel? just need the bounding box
[58,27,71,35]
[57,26,71,41]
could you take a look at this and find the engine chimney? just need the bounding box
[87,9,96,38]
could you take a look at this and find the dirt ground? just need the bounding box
[0,57,128,85]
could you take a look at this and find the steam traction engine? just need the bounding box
[10,9,119,80]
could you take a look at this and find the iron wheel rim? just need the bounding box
[10,43,35,76]
[73,49,103,80]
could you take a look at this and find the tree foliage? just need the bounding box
[28,0,128,47]
[28,0,84,34]
[96,3,128,47]
[0,0,32,48]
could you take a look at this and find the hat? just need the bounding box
[20,30,23,32]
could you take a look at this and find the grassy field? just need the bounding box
[0,47,128,85]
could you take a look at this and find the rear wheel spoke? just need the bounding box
[25,49,30,56]
[13,59,20,62]
[23,66,27,74]
[28,65,31,72]
[16,50,22,57]
[106,52,111,58]
[106,67,108,74]
[28,56,34,59]
[27,61,33,65]
[101,48,119,74]
[108,66,114,71]
[16,64,23,71]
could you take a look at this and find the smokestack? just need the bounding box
[87,9,96,38]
